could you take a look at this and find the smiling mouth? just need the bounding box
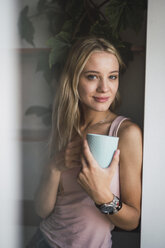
[93,97,110,103]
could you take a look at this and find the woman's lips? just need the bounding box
[93,97,109,103]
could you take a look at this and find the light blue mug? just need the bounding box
[87,133,119,169]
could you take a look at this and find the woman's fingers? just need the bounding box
[65,147,81,161]
[66,140,82,157]
[81,154,88,168]
[82,139,96,167]
[65,153,81,168]
[64,138,82,166]
[54,137,83,169]
[107,149,120,175]
[67,138,83,148]
[65,161,80,168]
[65,146,82,156]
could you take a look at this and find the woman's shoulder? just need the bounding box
[118,118,142,143]
[117,118,143,172]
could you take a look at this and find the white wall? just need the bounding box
[141,1,165,247]
[0,1,22,247]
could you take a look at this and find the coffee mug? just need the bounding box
[86,133,119,169]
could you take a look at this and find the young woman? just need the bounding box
[27,37,143,248]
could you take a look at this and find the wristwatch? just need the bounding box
[95,195,122,215]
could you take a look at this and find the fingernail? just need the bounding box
[114,149,120,157]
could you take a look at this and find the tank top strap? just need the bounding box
[109,116,130,137]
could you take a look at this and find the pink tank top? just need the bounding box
[40,116,128,248]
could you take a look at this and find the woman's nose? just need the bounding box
[97,78,109,92]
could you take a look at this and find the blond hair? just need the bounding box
[49,37,124,158]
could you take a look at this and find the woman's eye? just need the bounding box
[86,75,97,80]
[109,75,118,80]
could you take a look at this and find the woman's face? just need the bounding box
[78,51,119,113]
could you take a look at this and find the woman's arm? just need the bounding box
[78,121,143,231]
[35,161,61,219]
[107,122,142,230]
[35,136,83,219]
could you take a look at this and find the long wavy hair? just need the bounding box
[49,37,124,158]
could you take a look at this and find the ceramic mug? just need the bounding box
[86,133,119,169]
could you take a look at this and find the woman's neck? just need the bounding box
[81,109,112,130]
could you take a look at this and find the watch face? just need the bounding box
[100,204,114,214]
[95,195,122,215]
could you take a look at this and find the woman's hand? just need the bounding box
[54,135,83,170]
[77,139,120,204]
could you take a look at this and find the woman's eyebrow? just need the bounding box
[83,70,100,74]
[83,70,119,74]
[110,70,119,73]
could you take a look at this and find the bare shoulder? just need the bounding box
[118,119,143,173]
[118,119,142,143]
[118,120,143,162]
